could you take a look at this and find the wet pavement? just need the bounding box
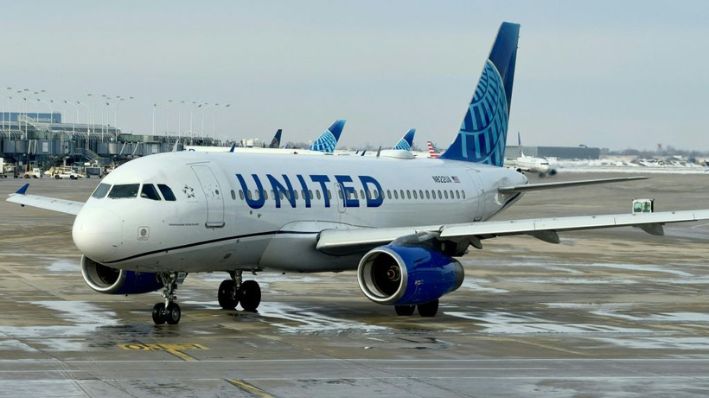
[0,174,708,397]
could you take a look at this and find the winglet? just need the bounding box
[229,143,236,153]
[15,183,29,195]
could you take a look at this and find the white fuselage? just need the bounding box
[72,151,527,273]
[515,155,552,174]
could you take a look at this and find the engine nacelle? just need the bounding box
[357,244,464,305]
[80,255,163,295]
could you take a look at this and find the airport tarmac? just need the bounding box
[0,173,708,397]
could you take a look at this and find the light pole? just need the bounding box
[152,103,157,136]
[200,102,211,138]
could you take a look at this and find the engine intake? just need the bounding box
[81,255,163,295]
[357,244,464,305]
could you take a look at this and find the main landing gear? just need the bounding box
[217,271,261,312]
[152,272,186,325]
[395,299,439,317]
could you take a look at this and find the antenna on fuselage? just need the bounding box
[376,146,382,158]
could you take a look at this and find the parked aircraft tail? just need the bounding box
[310,120,346,153]
[393,128,416,151]
[269,129,282,149]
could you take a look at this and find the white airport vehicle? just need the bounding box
[7,22,709,325]
[22,167,42,179]
[513,132,557,176]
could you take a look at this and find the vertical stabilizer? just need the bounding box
[310,120,346,153]
[393,128,416,150]
[440,22,520,166]
[269,129,282,148]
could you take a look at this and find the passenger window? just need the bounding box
[455,190,460,199]
[450,190,454,199]
[157,184,176,201]
[444,190,449,199]
[294,190,299,200]
[309,190,314,199]
[462,190,466,199]
[413,190,418,199]
[425,190,430,199]
[360,189,365,199]
[91,183,111,199]
[109,184,140,199]
[327,189,332,200]
[419,190,423,199]
[406,190,411,199]
[400,189,405,199]
[393,190,399,199]
[239,190,244,200]
[231,190,236,200]
[140,184,161,200]
[387,190,391,199]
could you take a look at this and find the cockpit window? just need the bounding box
[108,184,140,199]
[158,184,176,201]
[91,183,111,199]
[140,184,162,201]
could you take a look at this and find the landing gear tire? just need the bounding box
[417,299,439,317]
[152,272,186,325]
[218,279,238,309]
[152,303,166,324]
[239,280,261,312]
[395,305,416,316]
[165,303,181,325]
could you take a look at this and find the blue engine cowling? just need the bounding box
[80,255,163,295]
[357,244,464,305]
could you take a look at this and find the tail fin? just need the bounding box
[269,129,282,148]
[426,141,440,158]
[393,128,416,150]
[440,22,520,166]
[310,120,346,153]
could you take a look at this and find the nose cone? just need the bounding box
[72,205,122,263]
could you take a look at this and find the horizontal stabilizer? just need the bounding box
[498,176,647,193]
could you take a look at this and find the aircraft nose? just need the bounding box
[72,206,122,262]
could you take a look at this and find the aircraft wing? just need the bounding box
[498,176,646,193]
[316,209,709,254]
[6,184,83,216]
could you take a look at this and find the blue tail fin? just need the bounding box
[310,120,346,153]
[440,22,520,166]
[269,129,282,148]
[393,128,416,150]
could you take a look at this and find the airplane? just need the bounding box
[354,129,416,157]
[513,132,557,176]
[7,22,709,325]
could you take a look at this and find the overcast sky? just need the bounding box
[4,1,708,150]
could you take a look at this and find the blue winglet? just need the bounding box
[229,143,236,153]
[16,183,29,195]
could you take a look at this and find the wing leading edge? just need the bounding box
[6,183,84,216]
[316,209,709,253]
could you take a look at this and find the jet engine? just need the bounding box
[357,244,464,305]
[81,255,163,295]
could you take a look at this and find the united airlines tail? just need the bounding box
[269,129,282,149]
[310,120,346,153]
[440,22,520,166]
[393,128,416,150]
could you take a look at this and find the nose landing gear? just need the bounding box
[217,271,261,312]
[152,272,186,325]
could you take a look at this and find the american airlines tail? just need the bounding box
[393,128,416,150]
[440,22,519,166]
[309,120,346,153]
